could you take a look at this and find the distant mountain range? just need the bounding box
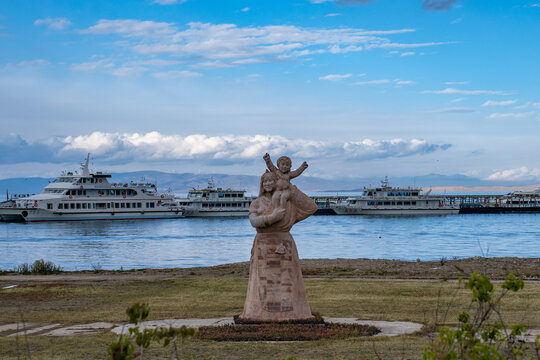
[1,171,538,199]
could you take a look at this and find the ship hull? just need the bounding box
[182,209,248,217]
[0,207,184,222]
[333,207,459,215]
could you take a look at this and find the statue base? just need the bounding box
[239,231,314,322]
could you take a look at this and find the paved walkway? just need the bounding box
[1,319,538,342]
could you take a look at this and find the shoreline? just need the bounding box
[1,256,539,283]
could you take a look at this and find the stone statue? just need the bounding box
[263,153,309,210]
[239,155,318,322]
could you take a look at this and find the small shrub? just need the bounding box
[108,303,196,360]
[424,272,539,360]
[92,263,103,274]
[14,259,62,275]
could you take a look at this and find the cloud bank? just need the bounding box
[0,132,451,165]
[74,20,450,72]
[486,167,540,181]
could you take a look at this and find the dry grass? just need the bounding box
[0,273,539,359]
[0,334,429,360]
[1,278,539,326]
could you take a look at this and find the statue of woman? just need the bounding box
[239,165,318,322]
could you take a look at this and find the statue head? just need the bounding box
[259,171,277,197]
[276,156,292,173]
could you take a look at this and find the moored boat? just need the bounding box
[0,154,184,222]
[333,177,459,215]
[176,179,253,217]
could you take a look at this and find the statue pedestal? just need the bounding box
[239,232,314,322]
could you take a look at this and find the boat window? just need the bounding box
[218,193,224,197]
[96,203,106,209]
[391,202,396,205]
[82,203,87,209]
[58,203,63,209]
[76,203,80,209]
[404,201,410,205]
[384,201,390,205]
[412,192,418,196]
[412,201,417,205]
[397,201,403,205]
[126,203,131,208]
[120,203,125,208]
[70,203,75,209]
[426,201,429,205]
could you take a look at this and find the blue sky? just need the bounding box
[0,0,539,184]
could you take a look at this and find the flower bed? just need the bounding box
[198,322,380,341]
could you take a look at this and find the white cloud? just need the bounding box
[152,70,201,79]
[319,73,352,81]
[486,167,540,181]
[70,59,115,72]
[514,102,540,110]
[450,97,465,103]
[0,132,451,165]
[3,59,50,69]
[241,7,250,12]
[444,81,468,85]
[110,66,148,77]
[400,51,415,56]
[76,20,450,71]
[34,17,72,30]
[487,112,534,119]
[423,87,509,95]
[354,79,390,85]
[395,80,415,85]
[326,13,342,17]
[481,100,517,107]
[79,19,177,38]
[365,41,454,50]
[154,0,186,4]
[428,107,474,113]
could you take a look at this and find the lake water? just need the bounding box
[0,214,538,271]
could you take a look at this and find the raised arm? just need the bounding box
[263,153,278,173]
[289,161,308,179]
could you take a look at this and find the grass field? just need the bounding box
[1,269,539,359]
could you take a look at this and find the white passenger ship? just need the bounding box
[333,177,459,215]
[0,155,183,222]
[176,179,252,217]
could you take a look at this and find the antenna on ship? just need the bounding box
[81,153,90,177]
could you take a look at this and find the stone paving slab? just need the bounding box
[111,317,423,337]
[111,318,235,335]
[0,323,37,333]
[324,318,424,337]
[8,324,61,337]
[44,322,119,337]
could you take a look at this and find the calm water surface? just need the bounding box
[0,214,538,270]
